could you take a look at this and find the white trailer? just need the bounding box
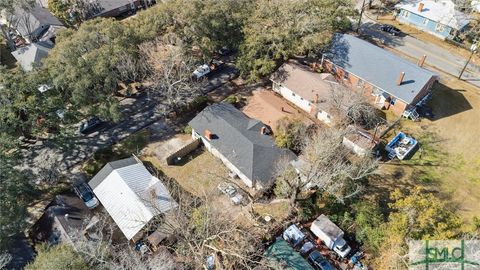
[310,214,351,258]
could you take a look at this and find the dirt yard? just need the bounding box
[241,89,315,132]
[372,74,480,225]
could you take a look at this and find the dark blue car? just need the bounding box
[308,250,334,270]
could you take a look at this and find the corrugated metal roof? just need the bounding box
[89,160,177,240]
[326,34,438,104]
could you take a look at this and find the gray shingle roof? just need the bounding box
[88,157,139,189]
[11,43,51,71]
[326,34,438,104]
[189,103,296,187]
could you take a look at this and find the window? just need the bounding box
[371,87,382,97]
[435,23,445,32]
[343,71,349,80]
[300,97,304,100]
[390,97,397,105]
[331,66,337,74]
[423,18,429,25]
[292,93,296,97]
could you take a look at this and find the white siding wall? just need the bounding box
[192,129,254,187]
[342,136,368,157]
[273,83,312,113]
[317,110,333,125]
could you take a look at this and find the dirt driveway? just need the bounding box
[241,89,315,132]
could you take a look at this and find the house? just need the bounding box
[270,61,339,125]
[189,103,296,190]
[12,1,63,42]
[395,0,470,39]
[11,42,51,71]
[90,0,155,18]
[88,156,177,242]
[322,34,438,117]
[30,194,92,246]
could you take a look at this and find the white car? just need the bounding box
[217,182,243,205]
[192,64,211,79]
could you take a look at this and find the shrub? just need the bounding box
[183,125,193,134]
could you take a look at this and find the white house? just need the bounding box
[88,156,177,242]
[270,62,339,125]
[188,103,296,190]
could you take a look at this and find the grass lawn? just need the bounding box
[253,200,291,222]
[144,148,230,196]
[372,75,480,226]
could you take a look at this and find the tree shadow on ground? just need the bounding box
[428,81,473,121]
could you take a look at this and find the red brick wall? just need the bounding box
[322,59,435,116]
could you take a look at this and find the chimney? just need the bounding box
[418,55,427,67]
[397,72,405,86]
[204,129,213,140]
[418,3,424,12]
[314,93,319,103]
[260,126,267,135]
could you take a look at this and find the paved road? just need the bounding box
[18,65,239,180]
[359,20,480,87]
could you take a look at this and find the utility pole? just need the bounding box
[459,43,478,80]
[356,0,367,33]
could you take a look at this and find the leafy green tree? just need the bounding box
[0,154,36,249]
[352,201,386,253]
[25,244,88,270]
[237,0,353,81]
[45,18,138,121]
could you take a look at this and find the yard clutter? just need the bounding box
[385,132,418,160]
[310,214,352,259]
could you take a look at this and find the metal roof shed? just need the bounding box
[89,157,178,241]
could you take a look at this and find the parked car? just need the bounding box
[299,240,315,255]
[217,46,234,56]
[283,224,305,247]
[79,116,102,134]
[310,214,351,258]
[192,60,225,79]
[308,250,334,270]
[217,182,243,205]
[380,24,401,36]
[74,182,99,209]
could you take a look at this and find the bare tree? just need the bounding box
[0,252,12,269]
[138,35,205,116]
[276,127,378,209]
[328,84,384,129]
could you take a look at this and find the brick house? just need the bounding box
[322,34,438,117]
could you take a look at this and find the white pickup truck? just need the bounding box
[192,60,224,79]
[310,214,351,258]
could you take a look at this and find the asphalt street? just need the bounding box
[359,18,480,88]
[18,64,239,180]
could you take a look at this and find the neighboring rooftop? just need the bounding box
[271,62,337,104]
[11,42,51,71]
[396,0,470,30]
[88,157,178,240]
[30,194,91,245]
[325,33,438,104]
[14,3,63,38]
[92,0,138,17]
[189,103,296,187]
[264,238,314,270]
